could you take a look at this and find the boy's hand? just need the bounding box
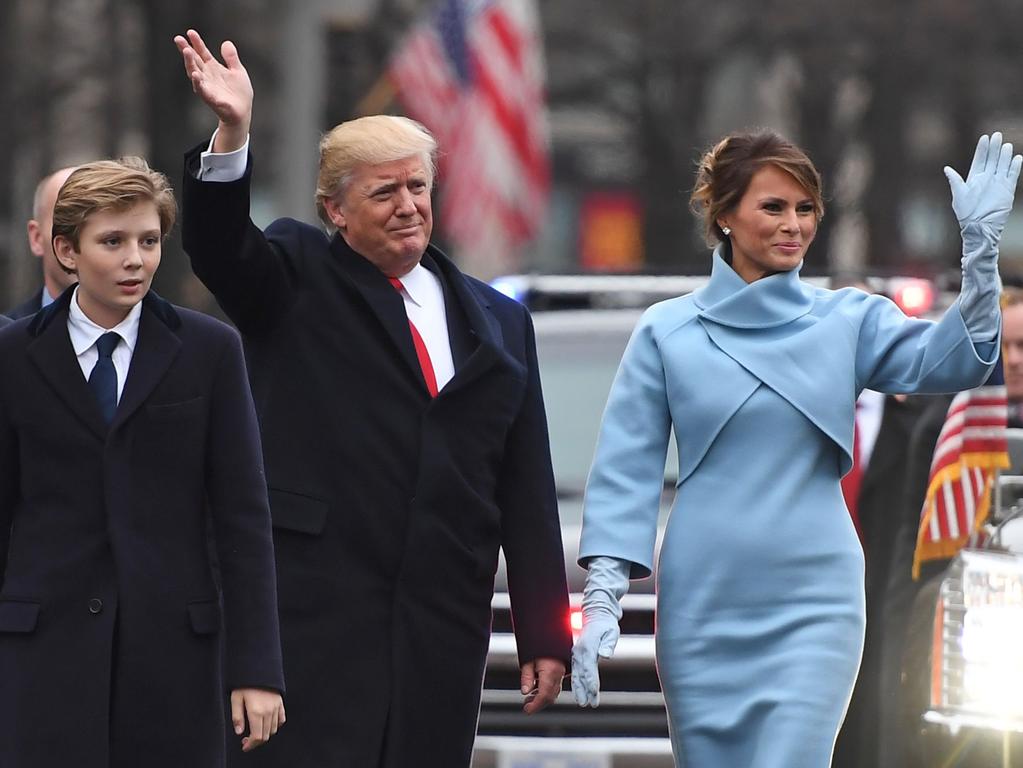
[173,29,253,153]
[230,688,285,752]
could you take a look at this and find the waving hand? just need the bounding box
[944,132,1023,340]
[944,132,1022,234]
[173,29,252,153]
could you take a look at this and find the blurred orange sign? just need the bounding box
[579,193,643,271]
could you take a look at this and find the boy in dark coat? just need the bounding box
[0,158,285,768]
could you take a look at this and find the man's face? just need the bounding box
[326,156,433,278]
[1004,303,1023,402]
[27,168,78,294]
[54,202,162,329]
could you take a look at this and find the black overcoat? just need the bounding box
[832,394,932,768]
[182,147,572,767]
[0,291,284,768]
[4,288,42,320]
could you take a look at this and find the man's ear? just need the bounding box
[26,219,45,258]
[53,235,78,274]
[323,198,347,232]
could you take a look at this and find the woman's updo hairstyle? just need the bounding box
[689,129,824,247]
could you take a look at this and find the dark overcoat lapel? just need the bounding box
[327,235,505,396]
[26,294,109,440]
[113,303,182,429]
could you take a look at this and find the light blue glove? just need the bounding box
[944,132,1023,340]
[571,556,631,707]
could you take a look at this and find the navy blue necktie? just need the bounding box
[88,332,120,424]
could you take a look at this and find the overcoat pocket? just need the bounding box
[0,599,40,633]
[146,396,205,421]
[187,599,222,635]
[269,487,328,535]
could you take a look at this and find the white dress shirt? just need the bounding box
[855,389,885,469]
[197,132,457,392]
[67,287,141,402]
[198,131,249,181]
[392,264,455,391]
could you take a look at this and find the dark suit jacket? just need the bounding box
[833,394,932,768]
[0,315,9,328]
[5,288,43,320]
[182,147,572,768]
[0,290,283,768]
[875,393,955,768]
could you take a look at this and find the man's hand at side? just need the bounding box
[230,688,286,752]
[520,657,565,715]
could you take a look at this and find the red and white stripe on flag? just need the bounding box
[388,0,550,270]
[912,385,1010,578]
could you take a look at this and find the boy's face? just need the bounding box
[55,201,162,329]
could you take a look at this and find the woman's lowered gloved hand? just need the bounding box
[571,556,632,707]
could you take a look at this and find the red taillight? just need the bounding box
[570,608,583,634]
[892,279,935,317]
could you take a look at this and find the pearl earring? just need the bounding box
[721,226,731,236]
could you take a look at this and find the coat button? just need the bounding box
[88,598,103,614]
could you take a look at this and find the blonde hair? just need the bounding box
[52,157,177,252]
[315,115,438,230]
[1003,286,1023,309]
[690,129,824,247]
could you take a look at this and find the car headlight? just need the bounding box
[929,550,1023,729]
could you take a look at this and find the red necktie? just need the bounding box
[841,412,864,544]
[389,277,439,397]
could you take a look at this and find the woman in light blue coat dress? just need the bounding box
[572,130,1022,767]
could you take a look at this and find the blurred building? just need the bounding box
[3,0,1023,310]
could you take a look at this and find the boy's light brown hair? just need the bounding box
[51,156,177,254]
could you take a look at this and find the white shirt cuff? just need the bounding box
[198,130,249,182]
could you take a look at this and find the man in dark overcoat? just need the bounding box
[0,160,285,768]
[175,30,572,767]
[832,392,932,768]
[5,166,78,319]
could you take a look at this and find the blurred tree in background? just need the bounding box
[2,0,1023,310]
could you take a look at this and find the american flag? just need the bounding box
[912,358,1010,579]
[388,0,550,276]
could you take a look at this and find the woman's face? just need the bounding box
[718,164,817,283]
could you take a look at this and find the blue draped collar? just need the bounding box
[693,246,815,329]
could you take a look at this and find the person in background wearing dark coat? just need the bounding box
[877,286,1023,767]
[0,158,285,768]
[1003,286,1023,426]
[174,29,572,768]
[5,166,79,319]
[829,276,933,768]
[832,391,932,768]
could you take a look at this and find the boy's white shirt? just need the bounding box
[67,285,141,402]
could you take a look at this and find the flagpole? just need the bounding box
[355,73,396,116]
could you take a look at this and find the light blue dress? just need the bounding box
[578,250,998,767]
